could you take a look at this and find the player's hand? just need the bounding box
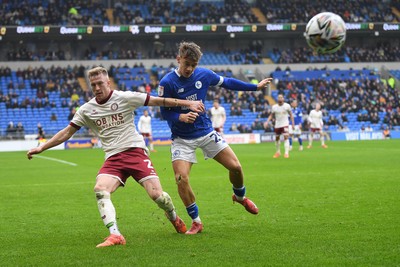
[27,147,43,160]
[179,112,199,124]
[257,77,273,91]
[187,100,205,113]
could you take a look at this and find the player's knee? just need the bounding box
[93,183,107,193]
[229,162,242,174]
[175,174,189,185]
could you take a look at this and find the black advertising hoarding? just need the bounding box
[0,23,398,40]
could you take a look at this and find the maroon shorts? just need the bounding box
[274,126,289,136]
[214,127,223,133]
[141,133,151,138]
[98,148,158,185]
[311,128,322,133]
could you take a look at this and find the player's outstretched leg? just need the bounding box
[214,147,259,215]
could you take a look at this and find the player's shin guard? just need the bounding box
[186,202,201,222]
[95,190,121,235]
[233,185,246,201]
[155,192,177,221]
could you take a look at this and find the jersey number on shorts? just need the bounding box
[209,132,222,143]
[143,159,154,169]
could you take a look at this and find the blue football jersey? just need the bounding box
[290,107,303,125]
[159,67,223,139]
[160,67,257,139]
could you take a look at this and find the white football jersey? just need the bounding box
[71,90,148,159]
[271,103,291,128]
[210,106,226,128]
[138,115,152,134]
[309,109,323,129]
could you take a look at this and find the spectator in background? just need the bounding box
[6,121,17,139]
[230,123,238,132]
[36,123,45,140]
[68,108,76,121]
[365,124,373,132]
[383,126,391,139]
[50,113,58,121]
[70,89,80,104]
[251,118,264,131]
[16,122,25,139]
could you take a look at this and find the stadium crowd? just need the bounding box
[256,0,399,23]
[1,0,398,26]
[1,64,399,139]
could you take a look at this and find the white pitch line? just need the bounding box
[34,155,78,166]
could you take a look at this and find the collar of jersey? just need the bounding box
[96,90,114,104]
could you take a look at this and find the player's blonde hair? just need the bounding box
[87,66,108,79]
[178,42,203,62]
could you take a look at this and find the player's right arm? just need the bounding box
[158,81,202,124]
[27,125,77,159]
[264,112,274,129]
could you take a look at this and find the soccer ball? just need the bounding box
[305,12,346,54]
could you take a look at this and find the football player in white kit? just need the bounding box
[138,110,156,152]
[264,94,295,158]
[209,99,226,134]
[307,103,328,148]
[27,66,205,247]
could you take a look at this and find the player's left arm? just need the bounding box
[221,77,273,91]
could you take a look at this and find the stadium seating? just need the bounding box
[1,66,399,138]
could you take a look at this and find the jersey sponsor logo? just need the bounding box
[195,81,202,89]
[158,86,164,96]
[111,103,118,111]
[91,109,98,115]
[177,88,184,93]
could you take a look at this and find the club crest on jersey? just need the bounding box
[195,81,202,89]
[172,150,180,158]
[158,86,164,96]
[111,103,118,111]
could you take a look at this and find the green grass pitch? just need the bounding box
[1,140,399,266]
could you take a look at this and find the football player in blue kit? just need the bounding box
[159,41,273,234]
[288,100,304,151]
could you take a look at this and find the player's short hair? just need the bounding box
[87,66,108,79]
[178,42,203,62]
